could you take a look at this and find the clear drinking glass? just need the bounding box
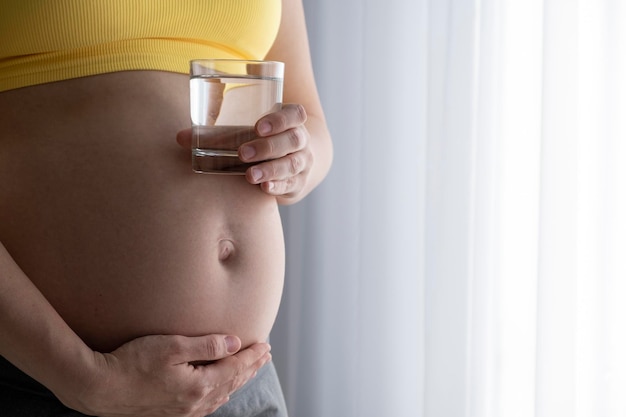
[190,59,284,174]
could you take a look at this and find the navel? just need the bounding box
[218,238,236,262]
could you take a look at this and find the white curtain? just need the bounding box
[270,1,626,416]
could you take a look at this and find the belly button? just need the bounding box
[218,239,236,262]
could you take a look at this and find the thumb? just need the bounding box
[182,335,242,365]
[176,128,192,149]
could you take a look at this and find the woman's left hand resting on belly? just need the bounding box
[177,103,332,205]
[81,334,271,417]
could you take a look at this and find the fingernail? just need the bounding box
[225,336,239,353]
[251,167,262,182]
[258,120,272,135]
[240,145,256,161]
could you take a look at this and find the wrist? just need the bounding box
[49,349,106,415]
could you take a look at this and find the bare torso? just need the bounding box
[0,71,285,353]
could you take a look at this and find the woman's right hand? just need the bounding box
[66,334,271,417]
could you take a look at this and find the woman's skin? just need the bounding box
[0,0,332,415]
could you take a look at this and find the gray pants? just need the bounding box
[0,355,287,417]
[209,361,288,417]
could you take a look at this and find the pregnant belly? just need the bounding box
[3,170,286,353]
[0,72,285,353]
[1,161,286,353]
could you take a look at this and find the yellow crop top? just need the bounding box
[0,0,282,92]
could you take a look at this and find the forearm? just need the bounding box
[0,241,96,410]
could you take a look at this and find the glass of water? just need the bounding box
[190,59,284,174]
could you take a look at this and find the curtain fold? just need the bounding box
[271,1,626,416]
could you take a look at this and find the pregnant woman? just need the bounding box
[0,1,332,416]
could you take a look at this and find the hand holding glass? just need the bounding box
[190,59,284,174]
